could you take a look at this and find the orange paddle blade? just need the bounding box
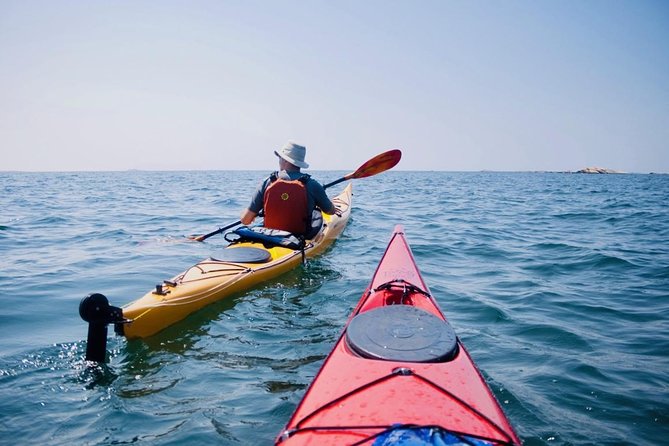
[346,149,402,180]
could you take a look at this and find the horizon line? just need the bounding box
[1,168,666,175]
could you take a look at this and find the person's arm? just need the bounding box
[240,208,257,225]
[312,181,336,215]
[321,200,336,215]
[241,177,269,225]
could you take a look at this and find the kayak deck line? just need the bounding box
[281,425,517,446]
[371,278,432,300]
[80,184,352,362]
[276,224,520,445]
[122,271,248,310]
[280,366,517,445]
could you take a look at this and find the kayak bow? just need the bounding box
[276,225,520,446]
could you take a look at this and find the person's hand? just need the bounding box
[331,197,345,216]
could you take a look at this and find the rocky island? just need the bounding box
[576,167,624,174]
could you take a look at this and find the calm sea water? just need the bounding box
[0,171,667,445]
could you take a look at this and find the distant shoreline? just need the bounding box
[0,169,667,175]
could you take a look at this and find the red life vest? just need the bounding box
[263,173,310,235]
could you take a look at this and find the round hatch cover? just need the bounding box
[345,305,458,363]
[211,247,271,263]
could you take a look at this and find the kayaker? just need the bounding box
[240,141,337,237]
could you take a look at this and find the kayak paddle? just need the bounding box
[189,220,248,242]
[323,149,402,189]
[189,149,402,242]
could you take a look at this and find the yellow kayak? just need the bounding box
[117,183,352,339]
[80,149,400,362]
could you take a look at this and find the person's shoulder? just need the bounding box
[305,177,327,193]
[257,172,276,189]
[290,171,313,184]
[302,174,320,184]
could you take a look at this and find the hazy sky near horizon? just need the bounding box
[1,1,667,173]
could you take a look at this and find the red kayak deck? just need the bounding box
[276,226,520,445]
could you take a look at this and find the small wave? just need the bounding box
[530,241,583,253]
[32,215,70,225]
[71,228,134,244]
[264,379,307,393]
[602,200,634,210]
[588,252,638,269]
[523,251,638,277]
[554,211,601,220]
[641,265,669,280]
[213,198,240,206]
[116,376,180,398]
[556,299,645,323]
[462,243,514,260]
[474,303,512,324]
[510,322,594,352]
[136,234,196,245]
[492,279,542,291]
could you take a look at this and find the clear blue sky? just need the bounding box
[1,0,667,172]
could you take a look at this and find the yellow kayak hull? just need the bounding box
[119,183,352,339]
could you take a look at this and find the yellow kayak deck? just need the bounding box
[118,183,352,339]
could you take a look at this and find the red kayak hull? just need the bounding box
[276,225,520,445]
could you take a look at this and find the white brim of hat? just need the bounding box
[274,150,309,169]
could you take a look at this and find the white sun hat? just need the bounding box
[274,141,309,169]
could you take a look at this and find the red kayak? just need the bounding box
[276,225,520,446]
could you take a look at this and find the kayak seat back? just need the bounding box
[228,226,304,250]
[210,246,272,263]
[345,305,458,363]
